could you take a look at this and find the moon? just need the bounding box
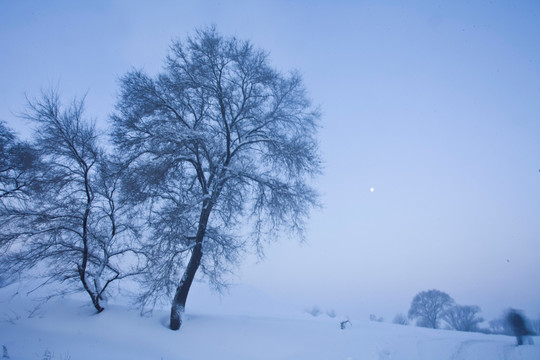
[370,187,375,193]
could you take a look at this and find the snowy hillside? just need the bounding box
[1,282,538,360]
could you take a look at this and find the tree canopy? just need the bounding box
[112,27,321,330]
[408,289,455,329]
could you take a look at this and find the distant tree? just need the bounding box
[392,313,409,325]
[489,309,537,336]
[408,289,454,329]
[442,305,484,332]
[112,27,321,330]
[369,314,384,322]
[306,306,322,317]
[0,91,138,312]
[506,309,535,345]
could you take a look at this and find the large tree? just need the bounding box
[0,91,138,312]
[408,289,454,329]
[112,27,321,330]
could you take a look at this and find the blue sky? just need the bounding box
[1,0,539,322]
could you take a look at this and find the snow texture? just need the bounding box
[0,282,538,360]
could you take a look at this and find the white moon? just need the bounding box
[370,187,375,192]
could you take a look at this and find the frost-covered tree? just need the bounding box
[0,124,34,285]
[408,289,454,329]
[0,91,138,312]
[442,305,484,332]
[0,121,41,254]
[0,121,40,205]
[112,27,321,330]
[0,122,40,287]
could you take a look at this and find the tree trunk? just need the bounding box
[79,174,103,313]
[170,242,202,330]
[78,266,104,313]
[169,203,211,330]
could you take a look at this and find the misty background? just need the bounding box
[1,0,539,322]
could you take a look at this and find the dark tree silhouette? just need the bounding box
[0,121,40,205]
[408,289,454,329]
[112,27,321,330]
[442,305,483,332]
[0,91,138,312]
[506,309,535,345]
[0,121,42,254]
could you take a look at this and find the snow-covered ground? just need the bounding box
[1,282,538,360]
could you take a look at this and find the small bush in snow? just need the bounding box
[42,350,53,360]
[340,319,352,329]
[326,309,337,318]
[305,306,322,317]
[369,314,384,322]
[392,313,409,325]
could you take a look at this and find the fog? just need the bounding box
[1,0,539,323]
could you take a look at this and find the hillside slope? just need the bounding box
[0,283,538,360]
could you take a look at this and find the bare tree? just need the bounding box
[0,122,41,251]
[442,305,484,332]
[392,313,409,325]
[408,289,454,329]
[112,27,321,330]
[0,91,138,312]
[0,121,40,202]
